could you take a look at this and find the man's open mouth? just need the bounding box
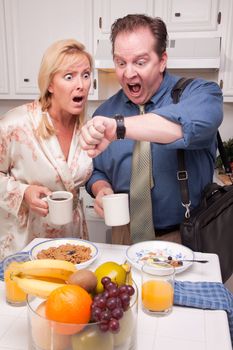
[128,83,141,93]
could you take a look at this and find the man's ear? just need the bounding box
[159,52,167,73]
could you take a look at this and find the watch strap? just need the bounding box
[114,115,126,139]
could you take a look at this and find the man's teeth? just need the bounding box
[129,84,141,93]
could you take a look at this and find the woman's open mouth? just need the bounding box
[73,96,84,103]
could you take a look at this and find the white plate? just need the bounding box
[126,240,194,273]
[29,238,99,269]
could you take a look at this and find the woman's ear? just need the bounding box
[48,82,54,93]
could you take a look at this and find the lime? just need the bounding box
[94,261,126,293]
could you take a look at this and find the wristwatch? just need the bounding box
[114,115,126,139]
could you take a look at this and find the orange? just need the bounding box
[45,285,92,335]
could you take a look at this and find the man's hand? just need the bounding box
[94,187,114,217]
[79,116,116,158]
[24,185,52,216]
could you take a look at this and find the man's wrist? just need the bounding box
[114,115,126,139]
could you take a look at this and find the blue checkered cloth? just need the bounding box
[0,252,29,281]
[174,281,233,346]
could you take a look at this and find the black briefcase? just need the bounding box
[180,183,233,283]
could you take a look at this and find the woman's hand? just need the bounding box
[79,116,116,158]
[94,187,114,218]
[24,185,52,216]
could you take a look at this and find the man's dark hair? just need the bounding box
[110,14,168,58]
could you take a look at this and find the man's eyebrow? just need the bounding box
[113,53,149,60]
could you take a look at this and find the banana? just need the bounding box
[122,262,133,285]
[12,275,66,299]
[12,259,76,281]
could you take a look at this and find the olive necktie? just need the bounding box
[130,105,155,243]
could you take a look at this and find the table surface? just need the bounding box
[0,238,232,350]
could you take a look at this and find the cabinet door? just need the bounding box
[219,0,233,101]
[159,0,220,32]
[94,0,153,41]
[0,0,9,95]
[4,0,93,98]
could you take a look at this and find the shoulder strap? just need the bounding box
[172,78,194,217]
[173,78,232,219]
[171,78,194,104]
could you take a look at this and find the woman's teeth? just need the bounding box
[73,96,83,102]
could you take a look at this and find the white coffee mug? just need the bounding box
[43,191,73,225]
[102,193,130,226]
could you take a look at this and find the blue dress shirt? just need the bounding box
[86,72,223,229]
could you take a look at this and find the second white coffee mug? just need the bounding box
[102,193,130,226]
[43,191,73,225]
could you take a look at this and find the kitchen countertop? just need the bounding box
[0,238,232,350]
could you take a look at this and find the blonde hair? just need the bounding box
[37,39,92,138]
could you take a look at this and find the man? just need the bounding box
[80,14,223,245]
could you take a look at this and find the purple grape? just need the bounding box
[102,290,110,299]
[106,297,117,310]
[105,281,117,290]
[93,294,101,302]
[118,285,128,294]
[101,276,111,286]
[91,307,102,322]
[101,309,112,321]
[91,302,98,309]
[115,297,123,308]
[96,297,106,309]
[122,302,130,311]
[111,307,124,320]
[108,287,119,297]
[120,292,130,304]
[109,318,120,333]
[99,321,109,332]
[126,285,135,296]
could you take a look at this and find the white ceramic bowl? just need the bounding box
[29,238,99,269]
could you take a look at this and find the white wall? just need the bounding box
[0,100,232,142]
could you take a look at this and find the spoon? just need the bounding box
[174,259,209,263]
[152,258,209,264]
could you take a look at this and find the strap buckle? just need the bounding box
[177,170,188,181]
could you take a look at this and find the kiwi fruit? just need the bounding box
[67,269,97,292]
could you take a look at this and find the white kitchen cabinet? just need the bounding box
[0,0,9,95]
[93,0,153,43]
[218,0,233,102]
[1,0,94,100]
[156,0,221,34]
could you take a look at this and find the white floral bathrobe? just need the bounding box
[0,101,93,260]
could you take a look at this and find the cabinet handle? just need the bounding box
[99,17,102,29]
[174,12,181,17]
[24,78,30,82]
[93,79,97,90]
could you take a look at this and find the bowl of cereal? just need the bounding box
[29,238,99,269]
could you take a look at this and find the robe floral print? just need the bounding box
[0,101,93,260]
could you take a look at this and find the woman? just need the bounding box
[0,39,93,260]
